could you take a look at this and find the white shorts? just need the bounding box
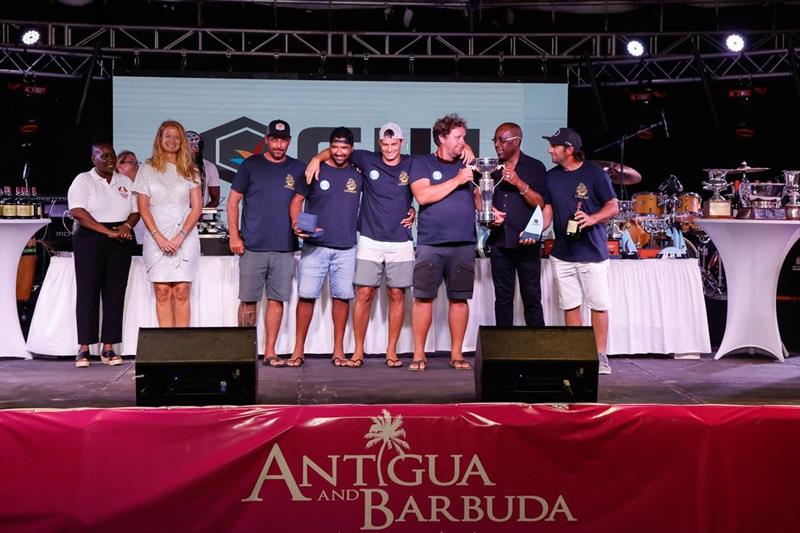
[551,256,611,311]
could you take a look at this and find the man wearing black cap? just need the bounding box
[489,122,549,327]
[289,127,363,368]
[227,119,306,367]
[541,127,618,374]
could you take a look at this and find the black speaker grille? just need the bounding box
[136,327,257,364]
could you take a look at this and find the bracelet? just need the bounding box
[123,222,133,230]
[519,185,530,196]
[151,230,160,237]
[179,229,188,237]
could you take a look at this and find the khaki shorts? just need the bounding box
[551,256,611,311]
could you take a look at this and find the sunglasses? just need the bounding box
[491,136,521,144]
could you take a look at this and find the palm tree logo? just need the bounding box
[364,409,410,487]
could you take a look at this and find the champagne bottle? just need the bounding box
[565,200,583,241]
[0,186,12,219]
[18,186,34,219]
[31,186,43,218]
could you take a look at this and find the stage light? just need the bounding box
[403,8,414,29]
[726,34,745,53]
[21,29,41,46]
[627,40,645,57]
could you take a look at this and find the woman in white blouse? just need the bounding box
[67,141,140,367]
[133,120,202,327]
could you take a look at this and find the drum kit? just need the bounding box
[598,161,800,298]
[598,160,800,297]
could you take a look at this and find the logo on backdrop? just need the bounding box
[201,116,269,184]
[200,118,484,185]
[242,409,577,530]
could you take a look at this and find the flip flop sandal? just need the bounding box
[408,359,427,372]
[449,359,472,370]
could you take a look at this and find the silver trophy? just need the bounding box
[784,170,800,219]
[472,157,505,225]
[701,169,732,217]
[738,181,786,219]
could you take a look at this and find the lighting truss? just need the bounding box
[0,20,798,85]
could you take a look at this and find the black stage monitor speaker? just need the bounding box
[135,327,257,407]
[475,326,598,403]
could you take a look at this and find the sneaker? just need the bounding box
[75,351,91,368]
[598,353,612,375]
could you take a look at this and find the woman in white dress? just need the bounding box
[133,120,203,327]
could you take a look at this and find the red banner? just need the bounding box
[2,404,799,532]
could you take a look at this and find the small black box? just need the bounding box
[475,326,598,403]
[200,235,233,256]
[135,327,257,406]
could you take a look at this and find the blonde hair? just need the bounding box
[146,120,198,182]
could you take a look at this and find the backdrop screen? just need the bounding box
[113,76,567,197]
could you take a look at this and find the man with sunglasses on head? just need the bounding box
[488,122,549,327]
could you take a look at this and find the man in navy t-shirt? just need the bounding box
[227,119,305,367]
[488,122,550,327]
[408,114,488,371]
[289,127,363,367]
[541,127,619,374]
[305,122,416,368]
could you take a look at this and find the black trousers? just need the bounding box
[73,223,133,345]
[490,244,544,327]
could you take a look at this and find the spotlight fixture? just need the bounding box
[627,40,645,57]
[21,28,41,46]
[403,8,414,29]
[726,34,745,53]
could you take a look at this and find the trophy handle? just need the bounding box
[494,163,506,189]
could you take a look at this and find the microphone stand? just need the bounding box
[593,117,669,201]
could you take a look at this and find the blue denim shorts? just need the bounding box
[297,244,356,300]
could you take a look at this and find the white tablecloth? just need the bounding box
[1,219,49,358]
[698,219,800,361]
[26,255,710,357]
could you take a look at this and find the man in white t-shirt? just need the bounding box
[186,131,221,207]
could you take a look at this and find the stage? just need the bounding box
[2,351,798,409]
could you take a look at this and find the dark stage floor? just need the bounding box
[1,351,799,409]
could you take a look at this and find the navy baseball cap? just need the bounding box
[542,127,583,150]
[267,119,291,138]
[329,126,354,145]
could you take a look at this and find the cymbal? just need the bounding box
[591,160,642,185]
[703,165,770,174]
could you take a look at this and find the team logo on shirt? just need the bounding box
[369,170,380,181]
[320,180,331,191]
[575,182,589,200]
[398,171,409,186]
[344,178,358,193]
[432,171,443,181]
[284,174,296,190]
[117,185,130,199]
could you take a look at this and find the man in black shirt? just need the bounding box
[488,123,549,327]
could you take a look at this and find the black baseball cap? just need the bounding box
[329,126,354,146]
[542,127,582,150]
[267,119,291,138]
